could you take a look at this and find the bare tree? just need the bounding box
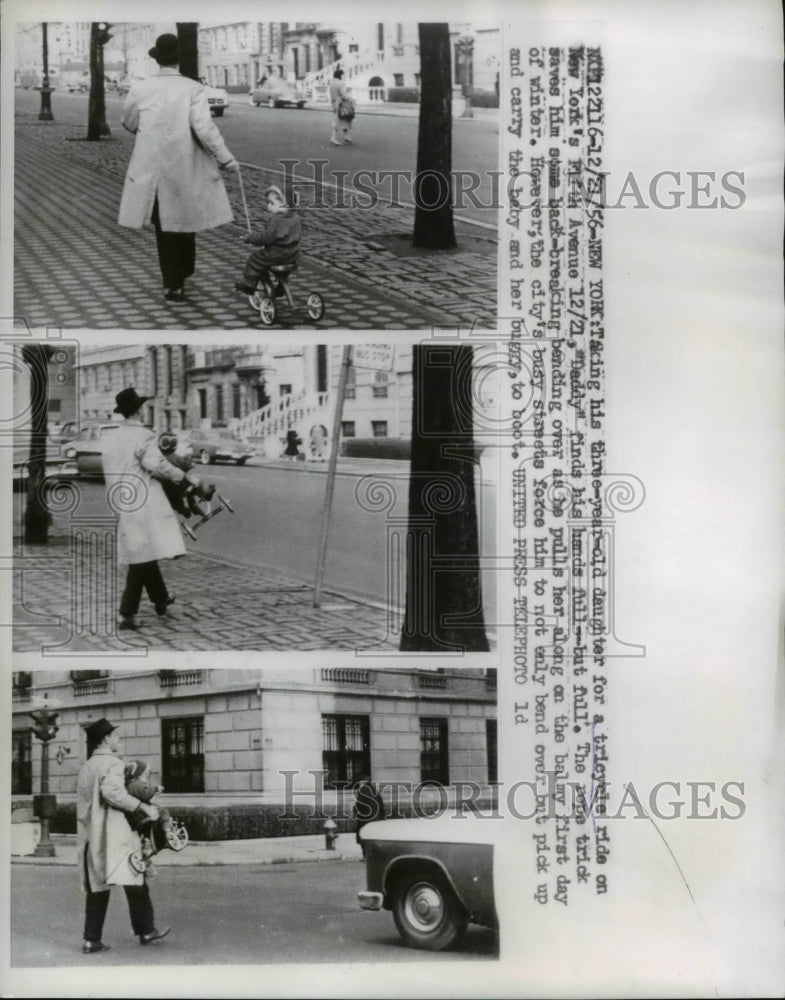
[86,22,111,140]
[413,23,456,250]
[176,23,200,82]
[401,345,488,652]
[21,345,55,544]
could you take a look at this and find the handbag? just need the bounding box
[338,96,355,122]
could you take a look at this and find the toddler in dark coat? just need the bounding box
[234,184,302,294]
[124,759,188,871]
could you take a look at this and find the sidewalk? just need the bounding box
[11,832,363,867]
[230,91,500,123]
[13,108,497,331]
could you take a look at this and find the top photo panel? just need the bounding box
[13,20,500,331]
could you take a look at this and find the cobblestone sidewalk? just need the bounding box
[12,518,399,654]
[14,115,497,331]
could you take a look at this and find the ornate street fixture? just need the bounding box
[29,698,61,857]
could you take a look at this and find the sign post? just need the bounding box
[313,345,353,607]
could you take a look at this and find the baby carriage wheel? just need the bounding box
[306,292,324,321]
[165,821,189,852]
[129,851,149,874]
[258,295,277,326]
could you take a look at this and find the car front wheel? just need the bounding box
[268,97,276,109]
[199,449,213,465]
[391,873,468,951]
[212,107,224,117]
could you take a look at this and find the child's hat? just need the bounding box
[125,759,149,779]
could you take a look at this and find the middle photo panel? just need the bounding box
[12,340,499,655]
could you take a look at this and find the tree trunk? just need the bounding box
[413,23,456,250]
[21,346,54,545]
[176,23,200,82]
[87,23,109,140]
[401,345,488,651]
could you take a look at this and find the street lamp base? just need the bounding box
[33,841,56,858]
[36,87,54,121]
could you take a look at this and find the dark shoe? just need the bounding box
[234,281,256,295]
[119,616,139,631]
[165,288,185,303]
[155,594,176,617]
[140,927,171,946]
[82,940,110,954]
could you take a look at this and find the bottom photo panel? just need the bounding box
[10,667,500,966]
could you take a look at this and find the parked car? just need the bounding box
[186,428,254,465]
[62,421,120,475]
[249,78,307,109]
[358,815,499,951]
[48,420,78,447]
[199,78,229,116]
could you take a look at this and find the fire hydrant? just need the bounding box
[323,818,339,850]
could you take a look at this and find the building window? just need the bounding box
[344,366,356,400]
[394,73,404,87]
[162,717,204,793]
[232,383,242,419]
[166,346,174,396]
[215,384,224,423]
[420,717,449,785]
[341,421,355,438]
[12,730,33,795]
[371,420,388,437]
[279,384,292,396]
[349,43,358,53]
[486,718,498,784]
[317,345,327,393]
[198,388,207,420]
[48,398,62,413]
[322,714,370,789]
[372,371,389,398]
[396,23,403,45]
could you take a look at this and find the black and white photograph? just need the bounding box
[10,667,500,965]
[12,18,499,331]
[2,0,785,998]
[11,339,498,653]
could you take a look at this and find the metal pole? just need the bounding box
[313,345,352,607]
[38,22,54,121]
[237,167,252,234]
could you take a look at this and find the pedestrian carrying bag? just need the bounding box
[338,96,355,121]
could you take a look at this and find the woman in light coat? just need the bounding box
[77,718,167,952]
[118,33,239,302]
[102,387,197,630]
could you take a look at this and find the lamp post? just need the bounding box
[29,702,60,857]
[455,34,475,118]
[37,22,54,121]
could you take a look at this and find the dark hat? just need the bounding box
[85,718,117,743]
[114,387,149,417]
[149,33,180,63]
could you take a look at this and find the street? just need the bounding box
[10,862,498,966]
[12,460,498,652]
[38,89,500,227]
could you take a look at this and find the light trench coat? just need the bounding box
[118,68,235,232]
[102,419,187,565]
[77,746,144,890]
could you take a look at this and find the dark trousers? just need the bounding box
[83,849,155,942]
[120,561,168,617]
[151,198,195,291]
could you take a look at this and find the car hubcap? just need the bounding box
[404,883,444,932]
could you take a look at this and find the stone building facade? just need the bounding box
[12,668,498,808]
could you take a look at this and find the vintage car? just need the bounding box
[61,421,119,475]
[249,77,307,109]
[358,815,499,951]
[185,428,254,465]
[199,78,229,116]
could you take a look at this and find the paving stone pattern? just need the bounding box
[14,115,497,331]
